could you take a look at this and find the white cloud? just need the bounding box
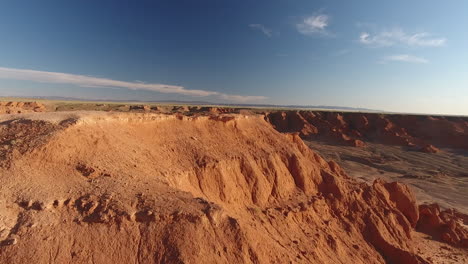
[296,14,330,35]
[359,28,446,47]
[382,54,429,64]
[219,94,267,102]
[0,67,267,102]
[249,24,273,37]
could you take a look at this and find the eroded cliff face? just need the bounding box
[0,112,465,263]
[265,111,468,151]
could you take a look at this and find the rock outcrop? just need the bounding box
[417,204,468,248]
[0,112,442,263]
[265,111,468,151]
[0,101,46,114]
[420,144,440,153]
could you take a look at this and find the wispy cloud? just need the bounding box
[0,67,267,102]
[359,28,446,47]
[381,54,429,64]
[249,24,273,37]
[219,94,267,102]
[296,13,330,35]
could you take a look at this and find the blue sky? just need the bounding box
[0,0,467,114]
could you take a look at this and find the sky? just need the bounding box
[0,0,467,115]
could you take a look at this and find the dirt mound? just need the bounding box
[0,112,463,263]
[0,102,46,114]
[265,111,468,151]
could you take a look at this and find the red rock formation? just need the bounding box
[266,111,318,137]
[417,204,468,248]
[0,112,434,263]
[384,182,419,228]
[265,111,468,151]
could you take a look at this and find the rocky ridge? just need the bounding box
[0,109,466,263]
[265,111,468,151]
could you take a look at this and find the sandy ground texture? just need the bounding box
[413,231,468,264]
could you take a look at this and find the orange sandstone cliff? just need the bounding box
[0,111,466,263]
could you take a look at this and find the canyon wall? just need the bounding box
[0,112,450,263]
[0,107,466,263]
[266,111,468,151]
